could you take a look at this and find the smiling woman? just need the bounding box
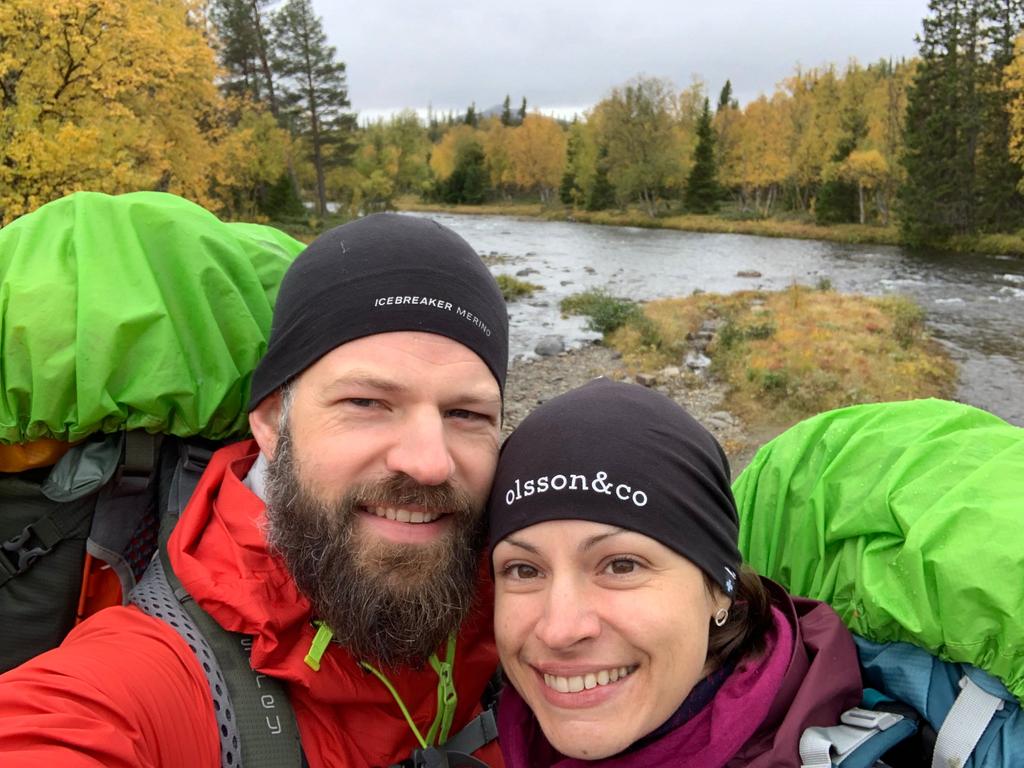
[487,379,864,768]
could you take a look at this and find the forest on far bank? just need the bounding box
[2,0,1023,250]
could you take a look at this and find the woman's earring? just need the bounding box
[714,608,729,627]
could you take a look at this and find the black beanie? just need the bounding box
[488,378,742,596]
[249,214,509,409]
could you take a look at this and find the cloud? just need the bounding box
[317,0,928,114]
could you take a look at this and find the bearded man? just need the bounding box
[0,215,509,768]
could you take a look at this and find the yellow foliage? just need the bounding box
[840,149,889,187]
[506,114,566,198]
[429,124,480,181]
[736,94,791,190]
[480,119,515,190]
[0,0,224,222]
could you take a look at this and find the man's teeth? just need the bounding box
[368,507,442,523]
[543,666,636,693]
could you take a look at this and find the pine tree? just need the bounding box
[272,0,355,217]
[684,98,720,213]
[518,96,527,125]
[501,95,512,126]
[210,0,279,112]
[464,102,478,128]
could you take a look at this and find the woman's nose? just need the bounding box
[533,578,601,650]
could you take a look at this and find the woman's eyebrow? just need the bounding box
[500,537,540,555]
[580,528,629,552]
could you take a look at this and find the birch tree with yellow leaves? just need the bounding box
[507,114,566,202]
[0,0,226,222]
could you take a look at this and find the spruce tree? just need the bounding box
[464,103,478,127]
[444,142,487,204]
[717,80,738,111]
[559,127,582,205]
[272,0,355,217]
[518,97,527,125]
[684,98,720,213]
[899,0,1023,243]
[501,95,512,126]
[586,146,616,211]
[975,0,1024,230]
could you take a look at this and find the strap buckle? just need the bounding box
[1,522,53,575]
[840,707,904,732]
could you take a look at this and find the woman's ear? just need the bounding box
[249,389,283,461]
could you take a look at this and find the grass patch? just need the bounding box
[395,195,549,218]
[603,286,957,429]
[496,274,541,301]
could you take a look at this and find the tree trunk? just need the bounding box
[250,0,278,117]
[642,188,656,217]
[858,183,865,225]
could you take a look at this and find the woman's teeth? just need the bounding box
[543,666,636,693]
[368,507,441,523]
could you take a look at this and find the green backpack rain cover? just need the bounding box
[732,398,1024,704]
[0,191,305,443]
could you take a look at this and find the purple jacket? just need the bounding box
[497,579,861,768]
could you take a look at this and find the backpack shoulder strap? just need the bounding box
[132,440,303,768]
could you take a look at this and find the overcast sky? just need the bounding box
[315,1,931,121]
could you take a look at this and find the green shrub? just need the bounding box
[561,290,641,335]
[879,296,925,348]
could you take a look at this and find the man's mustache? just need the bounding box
[346,474,479,519]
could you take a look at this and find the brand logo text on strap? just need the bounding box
[504,471,648,508]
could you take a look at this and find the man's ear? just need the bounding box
[249,390,283,461]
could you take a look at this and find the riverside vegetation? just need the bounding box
[6,1,1024,261]
[560,286,957,429]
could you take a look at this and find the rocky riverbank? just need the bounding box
[502,343,763,479]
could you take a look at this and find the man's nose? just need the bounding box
[534,577,601,650]
[385,410,455,486]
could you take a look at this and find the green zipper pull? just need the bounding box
[304,621,334,671]
[427,634,459,745]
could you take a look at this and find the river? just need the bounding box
[411,212,1024,427]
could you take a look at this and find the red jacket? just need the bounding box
[0,440,503,768]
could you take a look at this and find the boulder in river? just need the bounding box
[534,335,566,357]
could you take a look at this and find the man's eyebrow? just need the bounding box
[323,371,408,394]
[448,391,502,410]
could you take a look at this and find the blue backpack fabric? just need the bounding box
[854,637,1021,767]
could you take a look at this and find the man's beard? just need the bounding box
[262,423,487,670]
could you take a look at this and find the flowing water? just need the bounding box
[411,212,1024,426]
